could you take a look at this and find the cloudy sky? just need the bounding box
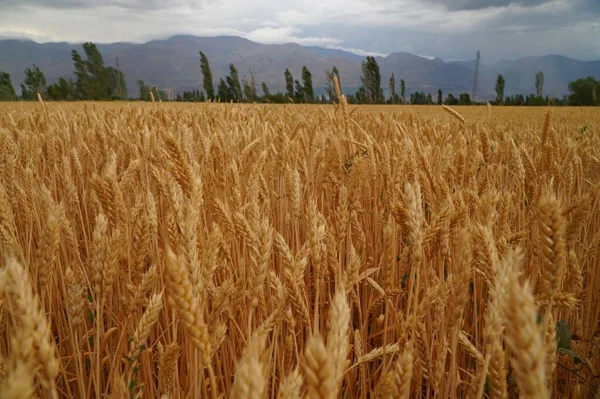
[0,0,598,62]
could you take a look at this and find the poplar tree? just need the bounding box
[389,73,397,104]
[496,74,505,104]
[226,64,242,102]
[301,66,314,103]
[360,56,382,104]
[535,71,544,97]
[199,51,215,100]
[0,72,17,101]
[21,64,46,100]
[71,42,111,100]
[325,66,340,102]
[400,79,406,104]
[284,68,294,100]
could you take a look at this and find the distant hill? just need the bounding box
[1,35,598,100]
[451,55,600,98]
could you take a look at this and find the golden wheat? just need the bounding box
[0,102,597,398]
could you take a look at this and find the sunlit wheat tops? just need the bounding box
[0,102,597,398]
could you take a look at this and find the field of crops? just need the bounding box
[0,100,598,398]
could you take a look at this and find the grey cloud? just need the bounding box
[423,0,600,12]
[0,0,598,62]
[425,0,549,11]
[0,0,207,10]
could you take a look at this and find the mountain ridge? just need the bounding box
[1,35,598,100]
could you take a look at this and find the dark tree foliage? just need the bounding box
[301,66,314,103]
[410,91,430,104]
[325,66,340,103]
[177,90,205,102]
[284,68,294,101]
[21,64,47,100]
[106,67,127,99]
[389,73,397,104]
[199,51,215,100]
[261,82,270,97]
[217,78,229,102]
[458,93,472,105]
[444,93,459,105]
[71,43,124,100]
[400,79,406,104]
[137,80,151,101]
[360,56,382,104]
[294,79,304,103]
[568,76,599,106]
[0,72,17,101]
[495,74,505,104]
[47,78,75,101]
[535,71,544,97]
[227,64,242,102]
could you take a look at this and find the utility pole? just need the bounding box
[472,50,480,103]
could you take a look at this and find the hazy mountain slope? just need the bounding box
[379,53,474,94]
[1,36,597,99]
[453,55,600,98]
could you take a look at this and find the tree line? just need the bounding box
[493,71,599,106]
[0,43,127,101]
[0,42,598,106]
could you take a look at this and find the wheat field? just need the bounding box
[0,98,598,399]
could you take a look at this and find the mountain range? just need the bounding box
[1,35,599,100]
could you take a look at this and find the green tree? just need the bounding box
[294,79,304,103]
[325,66,340,103]
[242,74,256,103]
[151,85,168,102]
[137,80,151,101]
[0,72,17,101]
[71,49,86,99]
[568,76,599,106]
[199,51,215,100]
[301,66,314,103]
[458,92,472,105]
[284,68,294,101]
[495,74,505,104]
[360,56,382,104]
[411,91,427,104]
[181,90,204,102]
[437,89,442,105]
[444,93,458,105]
[355,87,366,104]
[226,64,242,102]
[21,64,47,100]
[261,82,270,97]
[389,73,397,104]
[535,71,544,97]
[513,94,525,106]
[217,78,228,102]
[242,77,251,102]
[400,79,406,104]
[106,66,127,99]
[71,43,121,100]
[47,78,75,101]
[249,70,256,102]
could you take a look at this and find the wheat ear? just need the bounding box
[500,248,548,399]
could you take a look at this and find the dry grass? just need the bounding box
[0,101,599,398]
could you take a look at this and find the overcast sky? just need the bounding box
[0,0,598,62]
